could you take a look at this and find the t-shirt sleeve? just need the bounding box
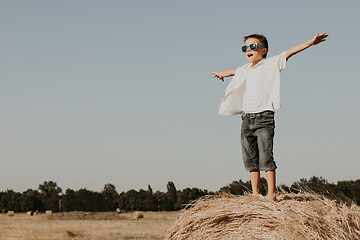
[234,65,245,75]
[271,51,287,71]
[234,63,250,76]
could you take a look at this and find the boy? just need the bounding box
[212,33,328,201]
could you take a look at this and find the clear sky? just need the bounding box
[1,0,360,193]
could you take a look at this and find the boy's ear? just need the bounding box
[261,48,268,58]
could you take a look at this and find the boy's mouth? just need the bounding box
[247,53,253,57]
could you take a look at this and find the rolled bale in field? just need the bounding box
[7,211,15,217]
[165,193,360,240]
[45,210,52,216]
[26,211,33,216]
[133,211,144,219]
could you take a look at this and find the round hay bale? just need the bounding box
[45,210,52,216]
[133,211,144,219]
[7,211,15,217]
[26,211,33,216]
[165,193,360,240]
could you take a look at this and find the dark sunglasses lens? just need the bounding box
[249,43,257,50]
[241,46,247,52]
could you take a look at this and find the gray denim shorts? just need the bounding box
[241,110,277,172]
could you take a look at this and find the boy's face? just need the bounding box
[244,38,267,65]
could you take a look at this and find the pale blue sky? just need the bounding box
[1,0,359,193]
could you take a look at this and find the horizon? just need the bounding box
[1,175,357,194]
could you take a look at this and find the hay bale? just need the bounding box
[133,211,144,219]
[26,211,33,216]
[7,211,15,217]
[165,193,360,240]
[45,210,52,216]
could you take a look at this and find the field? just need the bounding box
[0,211,178,240]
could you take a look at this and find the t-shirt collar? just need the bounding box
[251,58,265,68]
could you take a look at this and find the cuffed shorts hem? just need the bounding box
[245,166,277,172]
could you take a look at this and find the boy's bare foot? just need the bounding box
[266,194,278,202]
[251,192,261,198]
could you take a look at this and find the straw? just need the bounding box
[165,192,360,240]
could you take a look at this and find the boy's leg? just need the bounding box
[250,170,260,194]
[255,111,277,200]
[241,115,260,173]
[265,170,277,201]
[241,114,260,195]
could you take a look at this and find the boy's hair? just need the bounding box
[244,34,268,58]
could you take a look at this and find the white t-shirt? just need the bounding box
[218,51,287,115]
[242,60,275,113]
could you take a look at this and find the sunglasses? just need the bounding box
[241,43,266,52]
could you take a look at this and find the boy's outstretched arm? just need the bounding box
[211,69,236,82]
[286,32,328,61]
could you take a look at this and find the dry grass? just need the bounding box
[0,211,178,240]
[165,193,360,240]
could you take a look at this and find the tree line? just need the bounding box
[1,176,359,213]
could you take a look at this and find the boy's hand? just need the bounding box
[212,72,224,82]
[311,32,328,46]
[286,32,328,60]
[211,69,236,82]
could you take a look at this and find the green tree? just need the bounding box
[291,176,334,194]
[144,185,158,211]
[166,181,177,211]
[73,188,107,212]
[219,178,268,195]
[176,188,211,209]
[153,190,168,211]
[119,189,139,211]
[101,184,119,211]
[219,179,251,195]
[336,180,360,205]
[38,181,62,211]
[62,188,78,211]
[0,190,22,212]
[20,189,42,212]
